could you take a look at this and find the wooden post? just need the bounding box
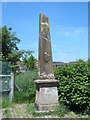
[9,73,14,101]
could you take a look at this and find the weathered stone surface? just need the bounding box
[34,79,59,84]
[35,80,59,111]
[38,13,54,79]
[39,87,58,104]
[35,104,58,112]
[34,13,59,112]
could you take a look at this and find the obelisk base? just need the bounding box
[34,79,59,112]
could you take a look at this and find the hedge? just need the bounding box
[54,60,90,114]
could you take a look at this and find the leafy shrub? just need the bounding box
[54,60,90,114]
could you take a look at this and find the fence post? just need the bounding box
[9,72,14,101]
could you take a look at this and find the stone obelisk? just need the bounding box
[34,13,59,112]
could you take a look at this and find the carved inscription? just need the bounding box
[39,87,58,104]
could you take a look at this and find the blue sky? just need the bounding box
[2,2,88,62]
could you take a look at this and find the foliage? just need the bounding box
[2,26,20,59]
[15,69,38,103]
[13,91,26,103]
[4,108,11,118]
[54,59,90,114]
[21,50,36,70]
[1,26,22,72]
[27,55,36,69]
[1,61,11,75]
[2,99,13,108]
[26,103,35,116]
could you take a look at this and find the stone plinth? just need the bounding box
[34,79,59,111]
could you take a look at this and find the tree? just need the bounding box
[21,50,36,70]
[1,26,22,72]
[2,26,20,58]
[28,55,36,69]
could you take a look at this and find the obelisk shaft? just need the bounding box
[38,13,54,79]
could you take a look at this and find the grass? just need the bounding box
[26,103,69,118]
[14,69,38,104]
[26,103,35,117]
[15,107,21,117]
[2,99,13,108]
[0,100,2,109]
[15,69,38,88]
[4,108,11,118]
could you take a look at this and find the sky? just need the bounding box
[2,2,88,62]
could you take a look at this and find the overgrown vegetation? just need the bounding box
[21,50,37,70]
[14,69,37,103]
[14,60,89,114]
[2,99,13,108]
[1,59,89,117]
[54,59,90,114]
[4,108,11,118]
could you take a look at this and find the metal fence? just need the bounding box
[0,73,14,101]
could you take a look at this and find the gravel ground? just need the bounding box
[2,104,32,118]
[1,104,89,119]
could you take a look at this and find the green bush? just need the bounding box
[54,60,90,114]
[15,69,37,103]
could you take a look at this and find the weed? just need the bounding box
[0,100,2,109]
[2,99,13,108]
[15,69,37,103]
[15,108,20,117]
[4,108,11,118]
[26,103,35,116]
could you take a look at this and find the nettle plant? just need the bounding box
[54,60,90,113]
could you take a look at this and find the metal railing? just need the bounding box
[0,73,14,101]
